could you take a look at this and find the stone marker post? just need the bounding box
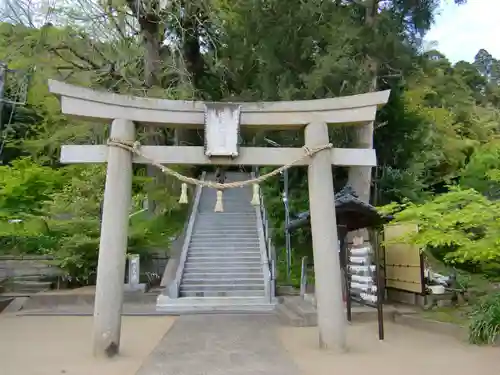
[128,254,140,286]
[93,119,134,357]
[124,254,146,292]
[305,121,346,351]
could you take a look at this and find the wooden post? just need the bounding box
[93,119,134,357]
[305,121,346,351]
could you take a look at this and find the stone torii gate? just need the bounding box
[48,80,389,357]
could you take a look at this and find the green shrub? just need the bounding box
[0,159,188,283]
[382,187,500,272]
[469,292,500,345]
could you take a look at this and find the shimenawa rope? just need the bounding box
[107,138,332,212]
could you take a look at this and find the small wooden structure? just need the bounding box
[48,80,390,356]
[287,186,390,339]
[288,191,425,307]
[287,186,391,268]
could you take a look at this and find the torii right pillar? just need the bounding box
[305,121,346,352]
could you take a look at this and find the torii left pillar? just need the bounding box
[93,119,134,357]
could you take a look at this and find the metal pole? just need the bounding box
[300,256,308,297]
[283,169,291,281]
[372,228,384,340]
[0,62,6,138]
[264,137,292,281]
[0,62,7,166]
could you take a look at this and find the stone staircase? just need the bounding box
[2,275,52,294]
[157,171,275,313]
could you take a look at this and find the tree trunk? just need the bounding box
[180,0,205,91]
[347,0,379,245]
[347,0,379,203]
[143,27,163,215]
[143,28,161,88]
[127,0,164,215]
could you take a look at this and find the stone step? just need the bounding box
[0,297,29,314]
[10,275,45,281]
[182,278,264,285]
[199,197,253,200]
[194,225,257,231]
[179,289,266,298]
[188,244,261,250]
[197,212,255,215]
[185,257,262,263]
[183,272,263,279]
[183,273,263,279]
[193,229,257,234]
[181,283,265,291]
[192,231,259,236]
[186,260,262,266]
[185,258,262,264]
[276,302,305,327]
[184,266,263,273]
[195,219,257,224]
[197,211,256,215]
[190,237,259,242]
[189,244,259,248]
[200,197,253,201]
[188,247,261,252]
[196,214,256,218]
[199,206,254,209]
[196,214,256,219]
[189,247,261,251]
[197,217,255,220]
[199,197,254,200]
[197,214,255,217]
[186,257,261,262]
[189,241,260,247]
[189,244,261,249]
[196,217,257,224]
[196,219,257,225]
[190,240,260,245]
[186,256,261,263]
[188,251,261,258]
[184,265,263,271]
[198,205,255,209]
[191,235,258,240]
[156,295,276,314]
[196,217,257,223]
[204,211,254,215]
[187,252,261,266]
[191,234,259,240]
[202,195,253,197]
[193,229,258,234]
[8,281,52,293]
[279,298,317,326]
[187,250,261,255]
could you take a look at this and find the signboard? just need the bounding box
[204,103,241,158]
[384,223,424,294]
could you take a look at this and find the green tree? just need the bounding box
[383,187,500,271]
[0,157,63,218]
[461,141,500,199]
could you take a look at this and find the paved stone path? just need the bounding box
[135,314,300,375]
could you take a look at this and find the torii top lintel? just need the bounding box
[48,80,390,128]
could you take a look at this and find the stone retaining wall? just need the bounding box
[0,255,61,280]
[0,253,168,284]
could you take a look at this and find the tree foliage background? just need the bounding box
[1,0,500,282]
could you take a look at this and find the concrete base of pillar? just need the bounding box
[123,283,147,293]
